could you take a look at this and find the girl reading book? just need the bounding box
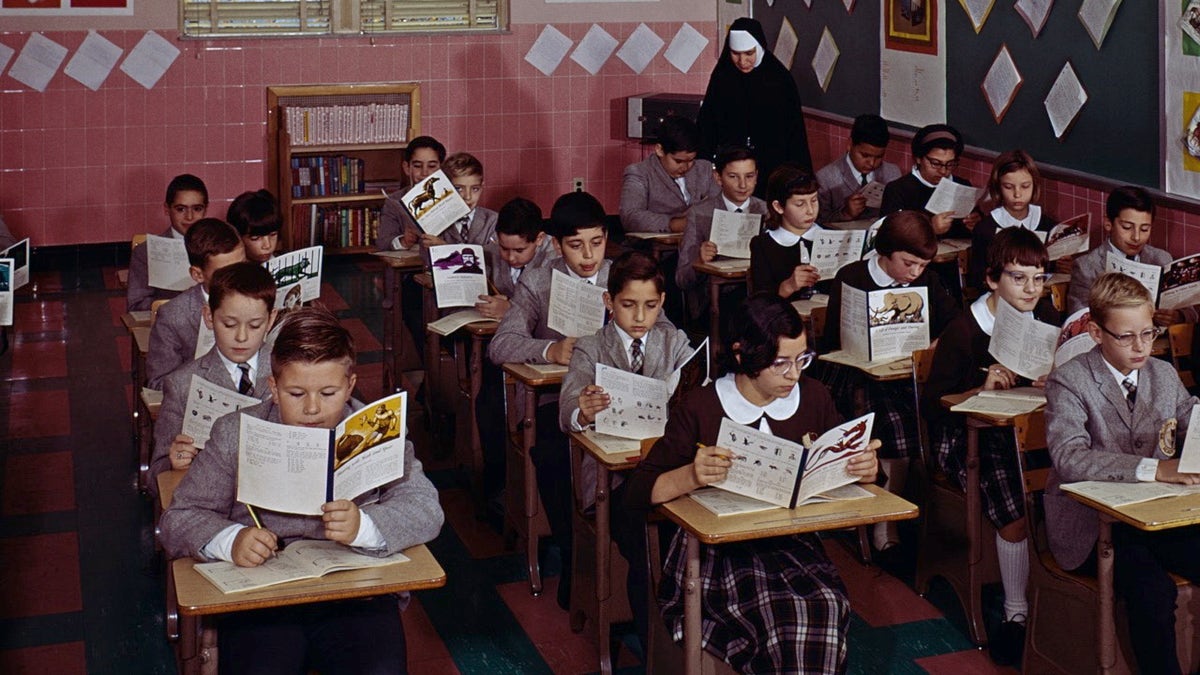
[969,149,1056,289]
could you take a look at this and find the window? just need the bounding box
[181,0,506,37]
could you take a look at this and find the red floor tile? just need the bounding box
[320,282,350,311]
[0,641,86,675]
[438,488,508,560]
[7,340,68,380]
[824,540,943,627]
[341,317,383,352]
[115,335,132,373]
[108,296,127,327]
[403,598,455,666]
[497,578,600,675]
[0,533,82,618]
[14,300,65,333]
[2,451,76,516]
[28,269,64,294]
[916,648,1018,674]
[8,390,70,439]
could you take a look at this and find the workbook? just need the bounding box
[237,392,407,515]
[840,284,930,363]
[266,245,324,310]
[708,210,762,259]
[547,269,607,337]
[146,233,193,291]
[690,483,874,517]
[988,297,1059,380]
[182,374,260,449]
[193,540,411,594]
[1060,480,1200,509]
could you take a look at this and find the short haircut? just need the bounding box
[184,218,243,268]
[165,174,208,205]
[765,164,819,230]
[1088,272,1153,327]
[874,210,938,260]
[987,150,1042,205]
[656,116,702,155]
[850,114,891,148]
[404,136,446,163]
[548,191,607,241]
[911,123,963,159]
[1106,185,1155,221]
[226,190,281,237]
[985,227,1049,283]
[271,306,355,377]
[496,197,544,242]
[723,292,806,377]
[713,145,756,173]
[208,261,277,313]
[607,250,664,295]
[443,152,484,179]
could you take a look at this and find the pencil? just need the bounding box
[245,503,263,529]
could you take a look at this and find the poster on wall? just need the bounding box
[1164,0,1200,198]
[0,0,132,16]
[880,0,947,127]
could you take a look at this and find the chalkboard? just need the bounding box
[752,1,1159,187]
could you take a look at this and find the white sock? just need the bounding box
[996,534,1029,621]
[873,459,908,548]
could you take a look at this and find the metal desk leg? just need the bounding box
[523,387,542,595]
[683,532,701,674]
[596,464,614,675]
[964,417,988,646]
[1098,515,1116,674]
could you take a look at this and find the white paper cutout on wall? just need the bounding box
[1078,0,1122,50]
[0,42,15,76]
[65,31,123,91]
[9,32,68,93]
[812,28,840,93]
[958,0,996,33]
[775,17,799,71]
[1015,0,1054,38]
[120,31,180,90]
[525,25,574,76]
[616,23,664,74]
[664,23,708,74]
[843,0,857,12]
[570,24,618,76]
[1044,62,1088,139]
[981,45,1022,124]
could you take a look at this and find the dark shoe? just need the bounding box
[989,615,1026,667]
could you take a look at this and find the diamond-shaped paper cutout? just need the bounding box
[616,23,664,75]
[1078,0,1122,50]
[1044,62,1088,139]
[843,0,856,12]
[570,24,618,76]
[981,45,1022,124]
[959,0,996,34]
[811,28,840,93]
[1015,0,1054,38]
[775,18,798,71]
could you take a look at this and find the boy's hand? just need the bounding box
[849,439,881,482]
[419,233,446,248]
[547,337,578,365]
[843,193,867,219]
[668,215,688,233]
[961,211,981,231]
[232,526,278,567]
[400,231,420,250]
[983,365,1016,391]
[930,211,955,235]
[578,385,611,425]
[322,500,361,544]
[698,241,718,265]
[475,294,510,320]
[170,435,199,470]
[1154,308,1183,327]
[691,445,735,488]
[1156,459,1200,485]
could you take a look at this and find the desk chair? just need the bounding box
[1168,323,1196,390]
[809,305,827,348]
[117,234,147,288]
[956,248,978,307]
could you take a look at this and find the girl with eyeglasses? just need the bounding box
[968,150,1058,289]
[622,292,880,674]
[880,123,981,239]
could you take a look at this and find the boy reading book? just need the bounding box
[475,196,557,321]
[417,152,498,249]
[226,189,281,264]
[128,174,209,312]
[815,113,902,224]
[377,135,446,251]
[620,116,721,234]
[159,306,443,674]
[1045,272,1200,675]
[149,261,277,495]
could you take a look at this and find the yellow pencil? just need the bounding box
[245,503,263,528]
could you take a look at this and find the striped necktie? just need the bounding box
[238,363,253,396]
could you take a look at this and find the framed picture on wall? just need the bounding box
[885,0,938,55]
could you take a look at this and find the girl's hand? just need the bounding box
[849,439,880,482]
[577,385,611,425]
[691,445,735,487]
[983,365,1016,390]
[931,211,955,235]
[961,211,982,231]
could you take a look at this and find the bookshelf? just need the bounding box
[267,83,421,254]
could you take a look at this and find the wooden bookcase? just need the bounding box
[266,83,421,254]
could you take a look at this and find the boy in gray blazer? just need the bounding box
[1045,272,1200,675]
[127,174,208,312]
[417,151,498,250]
[815,114,902,224]
[159,306,443,674]
[149,262,277,495]
[376,135,445,251]
[619,116,721,234]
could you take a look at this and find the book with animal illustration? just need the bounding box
[839,284,930,363]
[193,540,411,594]
[400,169,469,236]
[266,245,324,311]
[710,413,875,509]
[237,392,407,516]
[181,374,260,449]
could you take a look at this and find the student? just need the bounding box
[146,219,247,389]
[749,165,827,302]
[619,116,722,234]
[880,124,980,238]
[622,292,879,673]
[226,189,281,264]
[816,113,903,224]
[417,152,498,249]
[376,135,447,251]
[128,174,209,312]
[968,150,1055,289]
[1044,272,1200,675]
[159,306,444,675]
[149,261,277,494]
[476,197,556,321]
[923,227,1059,665]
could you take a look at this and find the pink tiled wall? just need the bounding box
[0,23,715,247]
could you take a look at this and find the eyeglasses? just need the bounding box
[923,157,959,172]
[768,351,816,376]
[1001,270,1054,287]
[1098,324,1163,348]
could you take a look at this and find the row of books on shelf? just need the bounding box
[291,155,367,198]
[295,204,380,249]
[284,103,410,146]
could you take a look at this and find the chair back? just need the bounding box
[131,233,147,250]
[910,347,937,470]
[1169,323,1196,390]
[956,248,979,306]
[809,305,827,348]
[150,298,170,325]
[1048,282,1069,314]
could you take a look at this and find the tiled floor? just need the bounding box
[0,254,1019,674]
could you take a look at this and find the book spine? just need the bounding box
[787,446,811,510]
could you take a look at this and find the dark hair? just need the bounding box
[208,261,277,313]
[1106,185,1155,221]
[404,136,446,163]
[723,293,806,377]
[165,174,208,205]
[496,197,544,242]
[607,250,664,295]
[226,190,281,237]
[656,116,702,155]
[713,145,756,173]
[184,218,243,268]
[985,227,1049,283]
[271,306,355,376]
[443,151,483,179]
[850,114,891,148]
[765,164,819,230]
[874,210,937,260]
[986,150,1042,206]
[548,191,607,241]
[911,124,963,159]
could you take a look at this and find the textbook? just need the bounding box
[267,245,324,311]
[237,392,407,516]
[1060,480,1200,509]
[950,388,1047,417]
[839,283,930,363]
[1105,250,1200,312]
[987,297,1059,380]
[1055,308,1094,368]
[1040,214,1090,261]
[146,234,193,292]
[810,229,868,279]
[711,413,874,509]
[708,210,762,259]
[547,269,607,337]
[0,258,11,326]
[925,181,984,219]
[400,169,469,236]
[182,374,260,449]
[193,540,411,594]
[690,483,874,517]
[429,243,488,309]
[426,309,496,337]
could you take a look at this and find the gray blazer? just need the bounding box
[159,399,444,564]
[440,206,498,248]
[619,156,721,234]
[489,237,558,300]
[1066,242,1173,315]
[1044,348,1198,570]
[127,227,184,312]
[816,156,902,224]
[676,195,768,291]
[376,191,419,251]
[147,284,207,390]
[149,346,273,494]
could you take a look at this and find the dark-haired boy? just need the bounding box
[226,189,281,264]
[146,219,247,389]
[417,152,498,250]
[149,261,277,494]
[159,306,443,675]
[816,114,902,223]
[620,117,722,234]
[377,135,447,251]
[128,174,209,311]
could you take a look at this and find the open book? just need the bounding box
[925,180,984,218]
[267,245,324,310]
[810,229,868,279]
[2,238,29,290]
[147,233,193,291]
[193,540,411,593]
[1040,214,1090,261]
[1060,480,1200,509]
[427,309,496,337]
[400,169,469,236]
[1055,307,1094,367]
[689,483,874,517]
[429,243,488,309]
[547,269,607,337]
[592,340,707,440]
[950,387,1047,417]
[840,283,930,363]
[988,297,1059,380]
[182,374,260,449]
[0,258,11,325]
[237,392,407,515]
[709,210,763,259]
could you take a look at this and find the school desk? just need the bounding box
[624,231,682,263]
[658,485,918,673]
[122,312,153,490]
[693,260,751,376]
[414,272,450,430]
[818,351,914,382]
[451,320,498,498]
[373,249,424,396]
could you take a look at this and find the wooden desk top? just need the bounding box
[660,484,918,545]
[569,430,642,470]
[818,351,913,381]
[122,311,153,330]
[823,218,876,231]
[939,392,1027,427]
[372,250,424,271]
[694,260,750,279]
[625,232,682,246]
[173,544,446,616]
[132,326,151,354]
[1065,490,1200,532]
[502,362,567,387]
[791,294,830,319]
[464,322,498,337]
